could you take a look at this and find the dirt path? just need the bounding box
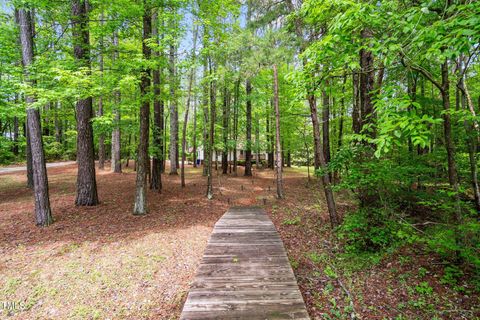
[0,161,75,174]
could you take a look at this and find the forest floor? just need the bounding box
[0,162,478,319]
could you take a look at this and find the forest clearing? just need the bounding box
[0,163,477,319]
[1,0,480,319]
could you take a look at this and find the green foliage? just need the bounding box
[0,137,16,163]
[338,207,415,253]
[415,281,433,296]
[282,216,301,226]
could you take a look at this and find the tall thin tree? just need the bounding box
[133,0,152,215]
[17,7,53,226]
[151,11,163,191]
[111,29,121,173]
[71,0,99,206]
[273,65,284,199]
[181,24,198,187]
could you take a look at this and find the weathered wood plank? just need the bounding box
[180,206,310,320]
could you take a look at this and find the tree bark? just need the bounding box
[111,29,122,173]
[273,65,284,198]
[222,86,229,174]
[202,58,209,177]
[460,84,480,213]
[133,0,151,215]
[181,25,198,187]
[97,11,105,170]
[193,94,197,168]
[206,58,216,199]
[169,39,178,175]
[71,0,98,206]
[17,8,53,226]
[233,77,240,175]
[151,11,162,190]
[245,78,252,176]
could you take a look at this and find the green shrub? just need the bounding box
[0,137,15,164]
[338,207,415,253]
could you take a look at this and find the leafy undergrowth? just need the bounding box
[0,164,478,319]
[265,171,480,320]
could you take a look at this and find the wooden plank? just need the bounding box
[180,206,310,320]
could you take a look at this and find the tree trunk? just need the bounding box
[441,61,458,190]
[308,94,322,171]
[322,87,331,164]
[72,0,98,206]
[202,59,209,177]
[151,11,162,190]
[273,65,284,199]
[97,11,105,170]
[206,58,216,199]
[97,96,105,169]
[338,74,346,150]
[181,25,198,187]
[245,78,252,176]
[17,8,53,226]
[461,87,480,213]
[169,39,178,175]
[193,94,197,168]
[222,87,229,174]
[233,77,240,175]
[133,1,151,215]
[111,30,122,173]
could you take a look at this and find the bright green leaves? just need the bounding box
[372,86,441,158]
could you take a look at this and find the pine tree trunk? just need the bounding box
[222,87,229,174]
[133,1,151,215]
[169,40,178,175]
[98,96,105,170]
[26,121,34,188]
[97,11,105,170]
[17,8,53,226]
[193,98,197,168]
[72,0,98,206]
[206,58,216,199]
[181,25,198,187]
[202,60,209,177]
[273,65,284,199]
[151,11,162,190]
[245,78,252,176]
[233,78,240,175]
[111,29,121,173]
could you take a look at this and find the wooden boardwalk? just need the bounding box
[180,207,310,320]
